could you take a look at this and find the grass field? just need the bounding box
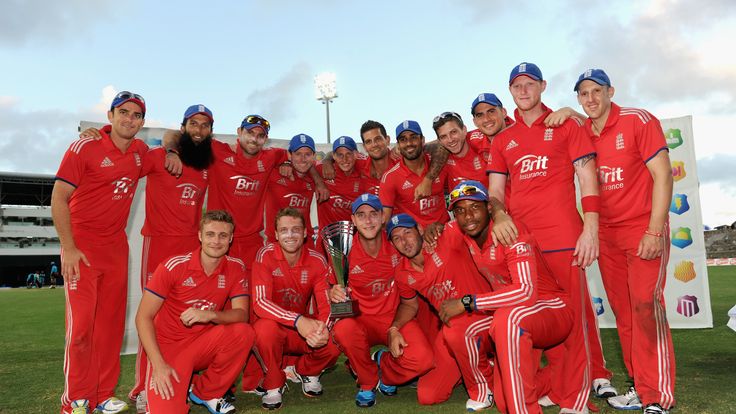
[1,267,734,414]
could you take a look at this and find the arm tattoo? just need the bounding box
[573,154,595,169]
[426,143,450,181]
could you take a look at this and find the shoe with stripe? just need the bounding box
[592,378,618,398]
[607,386,642,410]
[188,390,235,414]
[372,349,397,396]
[643,403,669,414]
[96,397,128,413]
[68,399,89,414]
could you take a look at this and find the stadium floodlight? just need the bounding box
[314,72,338,143]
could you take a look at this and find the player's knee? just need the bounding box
[229,322,255,348]
[253,318,280,344]
[331,318,358,344]
[417,385,450,405]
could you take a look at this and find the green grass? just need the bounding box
[1,267,734,413]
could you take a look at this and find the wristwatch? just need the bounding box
[461,295,474,313]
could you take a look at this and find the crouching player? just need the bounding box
[330,194,434,407]
[251,208,341,410]
[434,182,584,414]
[135,210,255,414]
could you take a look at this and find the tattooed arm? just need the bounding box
[414,142,449,201]
[573,153,600,267]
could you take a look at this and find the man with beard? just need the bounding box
[316,136,366,228]
[378,120,450,227]
[330,194,433,407]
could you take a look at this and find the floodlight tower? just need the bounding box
[314,72,337,143]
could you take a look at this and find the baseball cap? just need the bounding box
[574,68,612,92]
[240,114,270,133]
[471,93,503,114]
[509,62,543,85]
[288,133,316,153]
[333,136,358,152]
[351,193,383,213]
[182,104,214,124]
[395,120,422,138]
[110,91,146,115]
[448,180,489,210]
[386,213,418,237]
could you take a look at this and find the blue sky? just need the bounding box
[1,0,735,225]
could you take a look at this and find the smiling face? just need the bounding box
[396,131,424,161]
[199,220,234,260]
[436,119,468,155]
[472,103,507,137]
[290,146,315,174]
[107,101,145,140]
[237,126,268,155]
[576,80,615,121]
[275,215,307,255]
[182,114,213,144]
[361,128,391,160]
[334,147,357,173]
[352,204,383,240]
[451,199,490,239]
[389,226,423,259]
[509,76,546,112]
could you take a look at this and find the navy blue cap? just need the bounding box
[448,180,489,209]
[240,114,270,133]
[471,93,503,114]
[386,213,418,237]
[183,104,213,124]
[574,68,612,92]
[395,120,422,138]
[110,91,146,115]
[509,62,543,84]
[288,133,316,153]
[333,136,357,152]
[351,193,382,213]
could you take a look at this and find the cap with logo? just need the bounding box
[110,91,146,115]
[471,93,503,114]
[351,193,383,213]
[574,68,611,92]
[288,133,316,153]
[448,180,489,210]
[333,136,357,152]
[509,62,543,85]
[395,120,422,138]
[240,114,271,133]
[183,104,214,124]
[386,213,418,237]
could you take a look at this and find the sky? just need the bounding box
[1,0,734,226]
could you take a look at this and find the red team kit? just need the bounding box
[52,61,676,414]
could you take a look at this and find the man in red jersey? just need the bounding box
[487,62,614,407]
[330,194,433,407]
[574,69,674,414]
[251,208,340,410]
[136,210,254,414]
[52,91,149,414]
[379,120,450,227]
[431,112,487,188]
[387,214,494,411]
[317,136,366,228]
[128,104,214,411]
[264,134,319,246]
[432,181,585,414]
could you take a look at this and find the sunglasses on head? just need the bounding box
[244,115,271,132]
[432,111,462,124]
[449,184,486,201]
[115,91,145,104]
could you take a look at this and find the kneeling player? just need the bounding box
[135,210,255,414]
[251,208,341,410]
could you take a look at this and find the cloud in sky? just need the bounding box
[244,62,313,124]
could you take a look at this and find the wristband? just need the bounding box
[644,229,662,237]
[166,148,179,155]
[387,326,399,335]
[581,195,601,213]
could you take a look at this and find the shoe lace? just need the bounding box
[624,386,638,398]
[217,398,233,410]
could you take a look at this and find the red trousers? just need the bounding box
[490,299,573,414]
[253,318,341,390]
[331,315,433,390]
[130,235,200,400]
[60,236,129,413]
[146,323,254,414]
[417,314,494,404]
[598,223,675,408]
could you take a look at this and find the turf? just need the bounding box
[1,267,734,413]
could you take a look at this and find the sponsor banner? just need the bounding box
[706,258,736,266]
[586,116,713,329]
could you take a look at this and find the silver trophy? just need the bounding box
[321,221,355,319]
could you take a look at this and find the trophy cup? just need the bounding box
[321,220,356,319]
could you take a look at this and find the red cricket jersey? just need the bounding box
[316,164,365,228]
[379,154,450,227]
[445,144,487,189]
[355,155,399,196]
[487,104,596,252]
[145,248,249,344]
[584,103,668,226]
[251,243,332,326]
[140,147,208,237]
[206,140,287,238]
[55,124,148,242]
[263,172,315,243]
[395,222,492,310]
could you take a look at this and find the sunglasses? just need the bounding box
[449,184,486,201]
[114,91,145,105]
[432,111,462,124]
[243,115,271,132]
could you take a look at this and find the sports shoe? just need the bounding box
[135,391,147,414]
[243,385,268,396]
[222,388,236,403]
[283,365,302,383]
[465,392,493,411]
[188,390,235,414]
[355,388,376,408]
[607,386,642,410]
[69,399,89,414]
[643,403,669,414]
[96,397,128,413]
[592,378,618,398]
[261,387,285,410]
[538,395,557,407]
[297,373,323,397]
[372,348,397,396]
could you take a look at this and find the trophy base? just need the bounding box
[330,300,355,320]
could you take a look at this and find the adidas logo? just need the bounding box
[407,275,416,285]
[401,180,413,190]
[505,140,519,151]
[272,268,283,277]
[224,156,235,166]
[182,276,196,287]
[351,265,364,274]
[100,157,114,168]
[277,178,287,186]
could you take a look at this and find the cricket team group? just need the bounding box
[51,62,676,414]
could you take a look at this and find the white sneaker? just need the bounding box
[643,403,670,414]
[538,395,557,407]
[135,391,147,414]
[607,386,642,410]
[261,387,284,410]
[283,365,302,383]
[69,399,89,414]
[297,373,323,397]
[465,392,493,411]
[188,390,235,414]
[96,397,128,414]
[592,378,618,398]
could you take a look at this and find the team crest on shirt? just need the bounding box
[544,128,554,141]
[100,157,114,168]
[505,140,519,151]
[473,157,482,170]
[306,183,313,191]
[134,153,141,166]
[257,160,265,172]
[202,170,208,180]
[353,181,360,193]
[300,270,309,284]
[431,252,444,267]
[488,245,497,261]
[218,274,226,289]
[224,156,235,166]
[391,254,400,268]
[616,133,625,150]
[402,180,413,190]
